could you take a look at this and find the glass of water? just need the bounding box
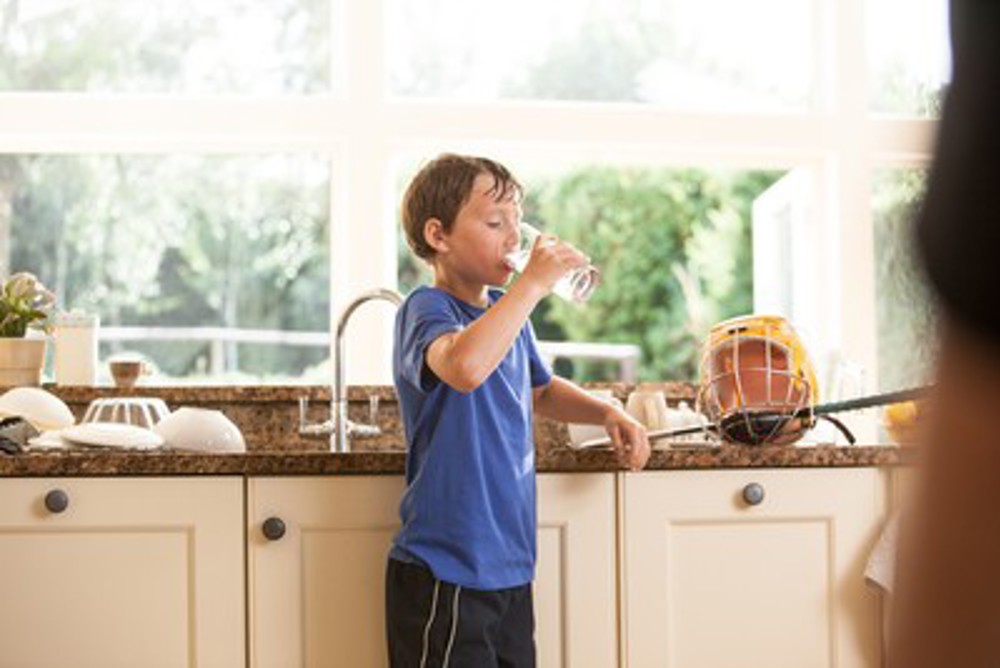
[505,222,600,302]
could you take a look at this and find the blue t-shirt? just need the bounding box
[390,286,552,590]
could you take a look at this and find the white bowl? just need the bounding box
[153,407,246,453]
[0,387,76,431]
[82,397,170,429]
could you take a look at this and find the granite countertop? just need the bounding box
[0,444,913,477]
[0,383,916,476]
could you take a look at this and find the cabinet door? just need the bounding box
[248,475,405,668]
[0,477,245,668]
[623,468,882,668]
[536,473,618,668]
[249,473,618,668]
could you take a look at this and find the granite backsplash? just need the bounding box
[41,382,698,456]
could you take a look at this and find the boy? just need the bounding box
[387,153,650,667]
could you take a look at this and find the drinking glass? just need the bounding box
[505,222,600,302]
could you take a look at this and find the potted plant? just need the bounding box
[0,272,56,386]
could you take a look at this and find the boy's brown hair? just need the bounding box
[401,153,522,262]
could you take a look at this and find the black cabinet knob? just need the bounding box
[44,489,69,514]
[742,482,765,506]
[262,517,286,541]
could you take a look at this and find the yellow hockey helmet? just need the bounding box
[696,314,818,445]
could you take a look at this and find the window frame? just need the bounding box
[0,0,941,420]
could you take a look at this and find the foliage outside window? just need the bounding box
[387,0,814,112]
[399,166,782,382]
[866,0,950,118]
[0,0,331,94]
[1,155,330,382]
[872,169,937,391]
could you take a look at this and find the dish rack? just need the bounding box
[81,397,170,429]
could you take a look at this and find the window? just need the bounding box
[1,0,946,398]
[867,0,951,117]
[1,0,333,95]
[872,169,935,390]
[2,153,330,382]
[387,0,814,112]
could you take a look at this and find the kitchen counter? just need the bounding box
[0,383,916,476]
[0,444,913,477]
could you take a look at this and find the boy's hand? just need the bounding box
[603,406,651,471]
[520,234,588,295]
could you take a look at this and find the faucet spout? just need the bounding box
[332,288,403,453]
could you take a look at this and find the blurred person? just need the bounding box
[888,1,1000,666]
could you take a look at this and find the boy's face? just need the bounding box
[434,173,522,288]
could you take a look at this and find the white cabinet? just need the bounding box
[248,473,618,668]
[622,468,884,668]
[0,466,888,667]
[0,477,245,668]
[536,473,618,668]
[248,475,405,668]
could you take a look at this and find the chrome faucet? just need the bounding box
[299,288,403,452]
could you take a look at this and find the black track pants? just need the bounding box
[385,558,536,668]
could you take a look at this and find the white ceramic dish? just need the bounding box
[82,397,170,429]
[60,422,164,450]
[26,429,70,450]
[0,387,75,431]
[154,407,245,453]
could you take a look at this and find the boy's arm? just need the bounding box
[425,278,545,393]
[533,377,651,470]
[426,237,584,393]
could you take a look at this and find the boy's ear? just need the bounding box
[423,218,449,253]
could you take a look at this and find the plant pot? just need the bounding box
[0,338,47,386]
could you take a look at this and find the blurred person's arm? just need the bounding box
[889,319,1000,667]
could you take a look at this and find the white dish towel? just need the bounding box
[865,513,900,594]
[865,513,900,660]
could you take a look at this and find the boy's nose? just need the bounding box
[508,223,521,245]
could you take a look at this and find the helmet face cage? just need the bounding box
[697,316,816,445]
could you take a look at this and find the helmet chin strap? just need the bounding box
[817,414,855,444]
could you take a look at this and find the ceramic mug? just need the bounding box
[108,359,151,389]
[625,390,670,431]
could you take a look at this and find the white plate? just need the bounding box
[60,422,164,450]
[566,391,622,449]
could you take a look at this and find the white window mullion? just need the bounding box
[386,104,839,154]
[0,94,350,153]
[334,0,397,384]
[833,0,879,440]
